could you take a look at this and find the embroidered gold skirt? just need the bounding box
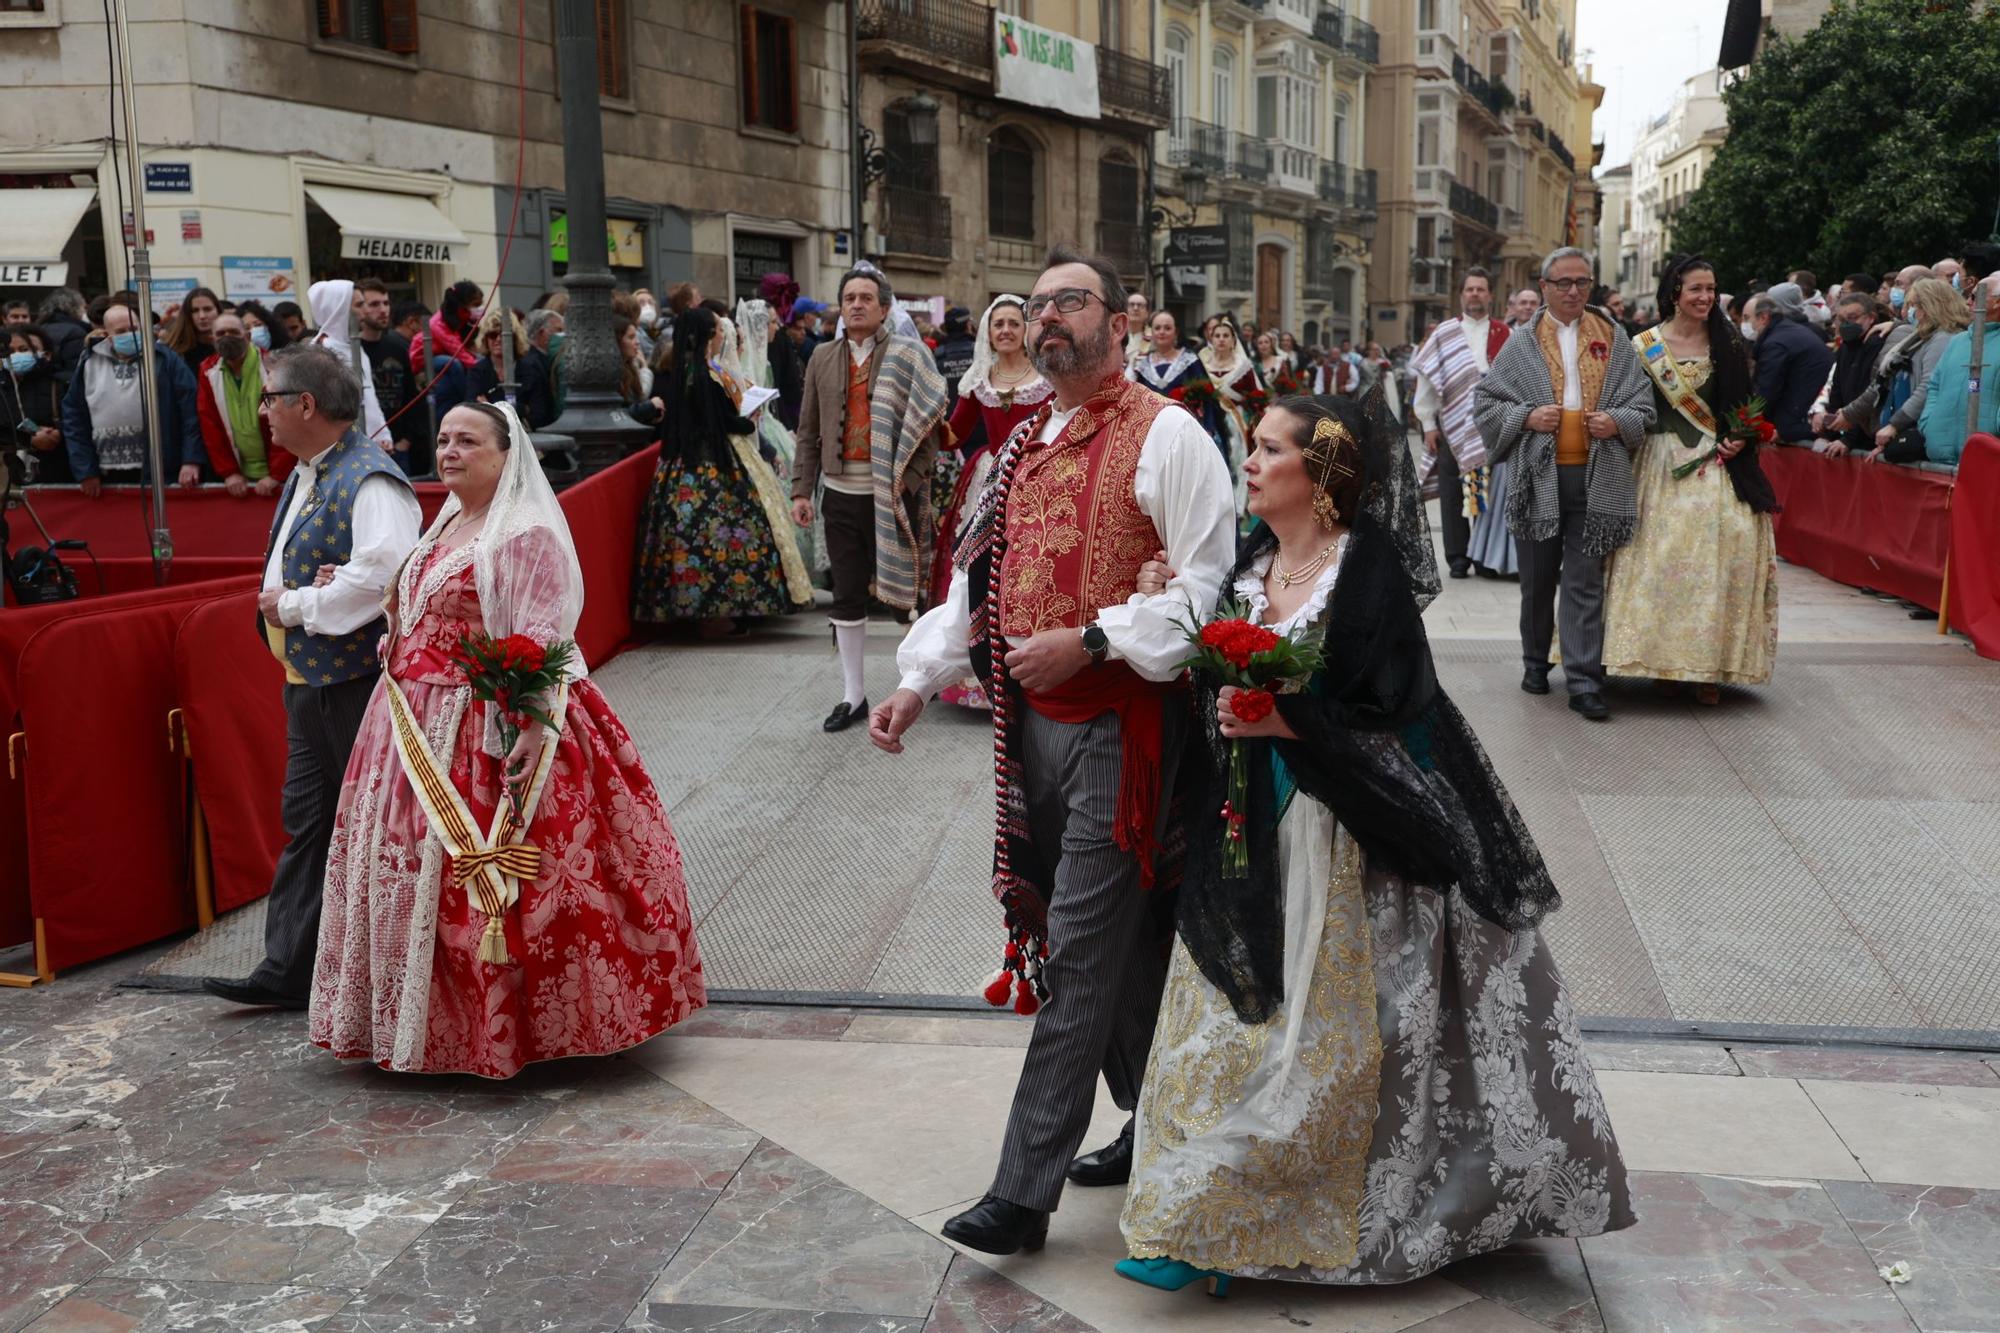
[1603,428,1778,685]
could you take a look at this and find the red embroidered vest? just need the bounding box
[999,377,1167,637]
[841,350,873,462]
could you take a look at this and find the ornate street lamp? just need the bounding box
[542,0,652,475]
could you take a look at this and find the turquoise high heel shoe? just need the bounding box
[1114,1255,1231,1297]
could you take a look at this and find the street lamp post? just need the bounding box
[544,0,649,476]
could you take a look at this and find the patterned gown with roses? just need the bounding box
[1121,548,1634,1283]
[311,539,706,1077]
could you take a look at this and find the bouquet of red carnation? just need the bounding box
[1675,395,1775,480]
[451,632,578,820]
[1168,379,1218,413]
[1272,364,1304,396]
[1178,601,1324,877]
[1240,383,1271,426]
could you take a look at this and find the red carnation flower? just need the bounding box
[1230,688,1275,723]
[1755,419,1777,444]
[1589,340,1610,361]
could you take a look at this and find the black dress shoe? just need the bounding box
[1569,692,1610,722]
[1067,1117,1134,1186]
[942,1194,1049,1255]
[1521,666,1551,695]
[201,976,309,1010]
[821,698,867,733]
[1448,561,1472,579]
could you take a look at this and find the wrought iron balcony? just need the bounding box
[880,185,952,260]
[1345,16,1379,64]
[1096,220,1150,279]
[1097,46,1172,127]
[855,0,992,79]
[1352,166,1377,210]
[1318,160,1350,207]
[1312,5,1343,48]
[1549,132,1576,172]
[1448,179,1500,230]
[1224,132,1274,184]
[1165,118,1229,175]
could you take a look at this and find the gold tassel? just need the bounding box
[479,913,512,966]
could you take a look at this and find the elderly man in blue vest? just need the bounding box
[203,344,421,1010]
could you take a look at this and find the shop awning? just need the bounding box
[0,187,98,286]
[303,183,468,265]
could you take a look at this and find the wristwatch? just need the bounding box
[1081,622,1109,666]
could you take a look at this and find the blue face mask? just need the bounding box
[1950,273,1962,291]
[248,324,271,350]
[6,351,36,374]
[1888,287,1906,311]
[110,331,140,356]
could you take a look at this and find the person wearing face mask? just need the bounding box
[196,310,294,497]
[61,300,203,498]
[1742,284,1833,443]
[1860,277,1969,463]
[3,325,70,483]
[1910,273,1998,466]
[1811,294,1912,456]
[631,287,662,360]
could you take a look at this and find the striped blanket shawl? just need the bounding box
[1413,317,1490,498]
[867,335,949,610]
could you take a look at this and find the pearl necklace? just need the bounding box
[1272,541,1340,589]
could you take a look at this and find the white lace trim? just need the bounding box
[400,532,478,635]
[971,376,1053,410]
[1234,535,1350,634]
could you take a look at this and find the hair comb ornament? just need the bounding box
[1305,415,1359,485]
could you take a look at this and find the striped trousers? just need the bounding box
[249,675,379,1000]
[990,703,1185,1212]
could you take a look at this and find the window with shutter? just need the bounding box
[988,129,1037,241]
[740,6,799,134]
[596,0,628,98]
[316,0,417,54]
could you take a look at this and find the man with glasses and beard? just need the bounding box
[871,245,1235,1256]
[1474,247,1654,722]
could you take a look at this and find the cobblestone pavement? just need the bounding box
[5,517,1997,1330]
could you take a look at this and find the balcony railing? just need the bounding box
[1318,160,1350,207]
[880,185,952,260]
[1448,179,1500,229]
[1345,16,1379,64]
[1352,166,1377,210]
[1226,132,1274,183]
[1096,220,1150,279]
[1549,132,1575,172]
[855,0,991,76]
[1312,5,1343,48]
[1097,46,1172,126]
[1165,118,1229,175]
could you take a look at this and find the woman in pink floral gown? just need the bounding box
[310,401,704,1077]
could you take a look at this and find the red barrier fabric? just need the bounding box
[1759,448,1953,610]
[1949,434,2000,660]
[12,484,450,602]
[17,590,250,969]
[174,592,288,914]
[558,443,657,668]
[0,578,255,949]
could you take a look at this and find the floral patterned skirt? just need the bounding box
[311,678,706,1077]
[633,445,806,624]
[1123,801,1635,1283]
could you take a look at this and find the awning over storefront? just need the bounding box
[303,184,468,265]
[0,187,97,286]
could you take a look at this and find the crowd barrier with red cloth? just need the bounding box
[4,484,451,601]
[1947,434,2000,660]
[1759,447,1953,612]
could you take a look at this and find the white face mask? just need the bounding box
[638,304,657,326]
[1739,320,1757,341]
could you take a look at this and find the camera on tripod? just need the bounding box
[3,446,90,604]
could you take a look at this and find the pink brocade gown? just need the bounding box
[309,554,705,1077]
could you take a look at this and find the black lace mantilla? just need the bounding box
[1175,388,1562,1024]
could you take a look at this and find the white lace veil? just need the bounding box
[735,299,774,388]
[958,293,1028,400]
[714,314,749,394]
[419,400,589,682]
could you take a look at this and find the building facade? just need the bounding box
[854,0,1169,323]
[1596,161,1631,292]
[1615,69,1726,306]
[1148,0,1380,349]
[0,2,852,316]
[1364,0,1595,343]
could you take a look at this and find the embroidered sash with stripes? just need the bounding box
[383,673,567,965]
[1634,326,1719,438]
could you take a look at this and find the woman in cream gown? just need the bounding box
[1200,316,1263,514]
[1117,390,1633,1297]
[1602,256,1778,702]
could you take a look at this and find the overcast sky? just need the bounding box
[1577,0,1731,174]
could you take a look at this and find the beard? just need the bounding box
[1032,320,1112,378]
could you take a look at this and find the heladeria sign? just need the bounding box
[342,234,463,264]
[994,15,1100,120]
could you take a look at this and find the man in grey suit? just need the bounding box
[1474,247,1654,722]
[872,246,1236,1253]
[202,346,420,1009]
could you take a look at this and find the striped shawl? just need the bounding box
[867,335,949,610]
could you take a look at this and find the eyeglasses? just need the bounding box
[1023,289,1107,321]
[257,389,302,404]
[1542,277,1592,293]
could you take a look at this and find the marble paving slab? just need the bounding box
[1437,1238,1606,1333]
[1824,1180,2000,1333]
[1580,1172,1911,1332]
[1595,1070,1864,1180]
[0,1206,159,1332]
[1729,1044,2000,1087]
[1801,1080,2000,1191]
[25,1278,356,1331]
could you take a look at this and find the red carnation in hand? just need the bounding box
[1230,688,1275,723]
[1755,419,1777,444]
[500,634,547,671]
